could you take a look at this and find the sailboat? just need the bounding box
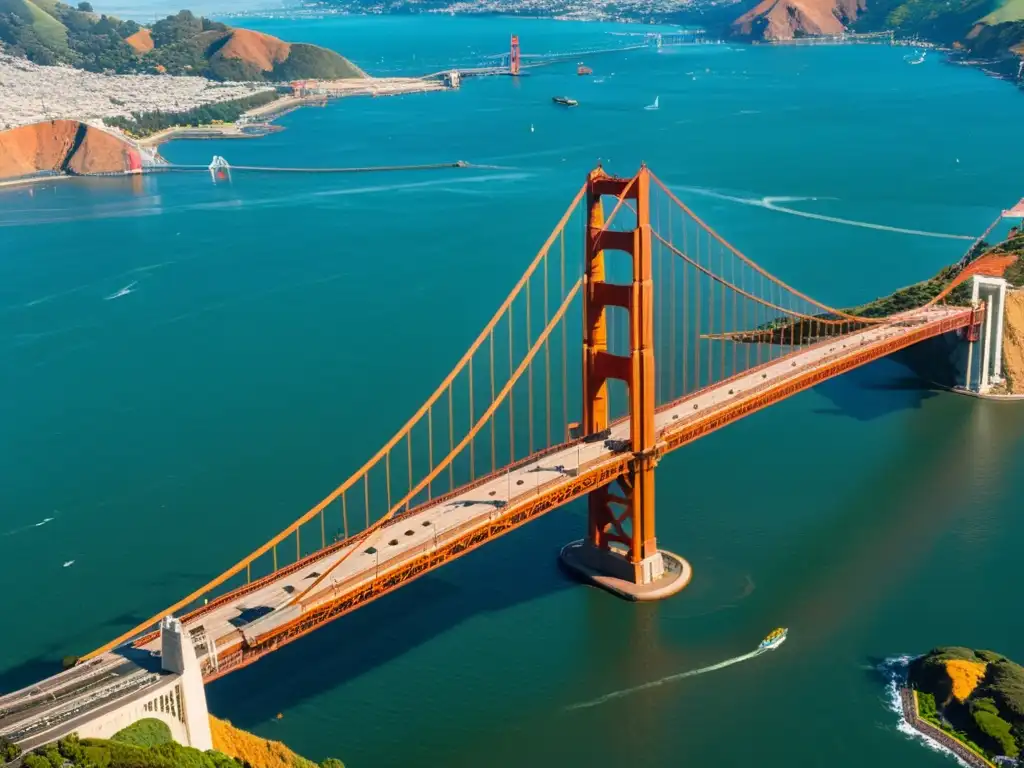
[644,96,660,111]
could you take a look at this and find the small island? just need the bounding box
[902,646,1024,766]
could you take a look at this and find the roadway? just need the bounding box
[124,305,974,680]
[0,652,163,750]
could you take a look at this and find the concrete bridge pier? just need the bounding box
[157,616,213,752]
[965,275,1008,393]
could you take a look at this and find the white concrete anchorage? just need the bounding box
[75,618,213,751]
[965,275,1009,393]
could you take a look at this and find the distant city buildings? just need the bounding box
[0,53,275,131]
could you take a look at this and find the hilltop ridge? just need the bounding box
[0,3,365,81]
[728,0,1024,65]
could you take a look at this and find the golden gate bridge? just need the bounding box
[425,30,709,80]
[73,163,994,683]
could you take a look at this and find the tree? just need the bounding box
[321,759,345,768]
[0,736,21,763]
[78,2,93,10]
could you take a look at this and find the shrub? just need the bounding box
[113,718,174,748]
[0,736,21,762]
[973,709,1019,756]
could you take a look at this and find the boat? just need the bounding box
[644,96,660,111]
[552,96,578,107]
[760,627,787,651]
[577,63,593,76]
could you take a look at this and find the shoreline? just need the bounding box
[134,76,448,147]
[899,687,997,768]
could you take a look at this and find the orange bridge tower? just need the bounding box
[509,35,521,76]
[560,165,691,601]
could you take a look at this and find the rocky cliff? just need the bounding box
[0,120,138,180]
[731,0,865,40]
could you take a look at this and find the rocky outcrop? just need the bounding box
[731,0,865,41]
[214,29,290,73]
[125,27,153,53]
[0,120,138,180]
[1002,290,1024,394]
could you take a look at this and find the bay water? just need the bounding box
[3,17,1024,767]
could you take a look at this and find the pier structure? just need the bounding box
[208,155,230,183]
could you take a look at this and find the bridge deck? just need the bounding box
[0,653,160,748]
[130,306,970,679]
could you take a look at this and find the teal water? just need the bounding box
[4,16,1024,767]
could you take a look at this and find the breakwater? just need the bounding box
[899,688,994,768]
[158,160,483,174]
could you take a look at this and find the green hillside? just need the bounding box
[0,0,68,59]
[981,0,1024,24]
[852,0,1024,60]
[0,3,365,81]
[909,647,1024,760]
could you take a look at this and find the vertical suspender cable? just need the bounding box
[544,249,551,448]
[447,384,454,491]
[489,330,496,472]
[526,277,533,455]
[469,358,475,480]
[508,304,515,461]
[561,228,568,440]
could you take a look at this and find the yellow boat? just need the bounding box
[760,627,788,650]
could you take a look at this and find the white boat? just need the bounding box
[760,627,787,651]
[644,96,660,111]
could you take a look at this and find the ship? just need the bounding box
[760,627,787,651]
[552,96,578,107]
[577,63,593,76]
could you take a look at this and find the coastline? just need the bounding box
[899,687,997,768]
[136,76,447,147]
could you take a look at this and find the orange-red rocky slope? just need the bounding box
[0,120,137,180]
[732,0,865,40]
[214,29,291,72]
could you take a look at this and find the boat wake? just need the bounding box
[566,646,768,711]
[671,185,975,241]
[104,281,137,301]
[879,655,972,768]
[2,516,55,537]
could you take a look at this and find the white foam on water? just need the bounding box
[566,646,768,711]
[878,655,972,768]
[2,515,56,537]
[104,281,137,301]
[670,184,976,241]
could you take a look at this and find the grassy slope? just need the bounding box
[0,0,68,49]
[981,0,1024,24]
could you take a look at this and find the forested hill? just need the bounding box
[852,0,1024,58]
[0,3,366,81]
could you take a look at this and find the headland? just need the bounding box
[900,646,1024,766]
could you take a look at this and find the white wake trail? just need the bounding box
[671,185,975,241]
[566,647,767,711]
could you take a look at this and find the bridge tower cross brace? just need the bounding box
[580,166,662,584]
[509,35,521,76]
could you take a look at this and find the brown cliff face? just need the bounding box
[732,0,865,41]
[214,29,291,72]
[125,28,154,53]
[0,120,137,180]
